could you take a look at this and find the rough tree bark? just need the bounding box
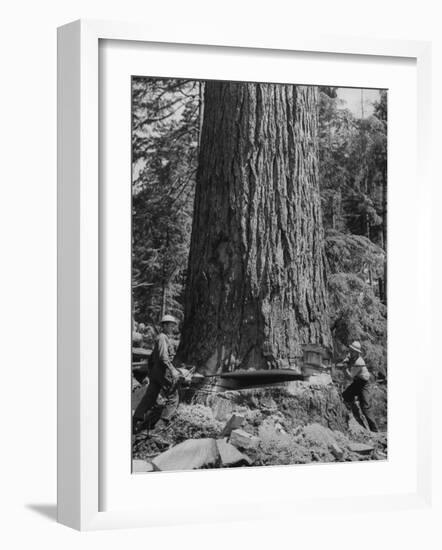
[381,167,387,305]
[178,81,331,373]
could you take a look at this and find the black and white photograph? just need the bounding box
[131,77,388,472]
[2,0,439,542]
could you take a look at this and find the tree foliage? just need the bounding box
[131,80,388,374]
[318,88,387,247]
[318,88,388,373]
[132,77,200,326]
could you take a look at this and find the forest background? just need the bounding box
[131,79,387,376]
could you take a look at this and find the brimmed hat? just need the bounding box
[160,314,178,324]
[348,341,362,353]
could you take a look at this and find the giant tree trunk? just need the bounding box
[178,82,331,373]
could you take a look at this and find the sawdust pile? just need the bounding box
[133,383,387,469]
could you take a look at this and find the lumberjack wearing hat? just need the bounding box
[133,314,181,433]
[338,341,378,432]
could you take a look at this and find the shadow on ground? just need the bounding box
[26,504,57,522]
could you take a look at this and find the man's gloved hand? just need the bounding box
[169,366,181,386]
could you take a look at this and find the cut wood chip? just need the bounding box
[329,443,344,460]
[152,438,219,471]
[230,429,260,450]
[132,459,156,473]
[348,442,374,455]
[220,414,245,438]
[216,439,252,467]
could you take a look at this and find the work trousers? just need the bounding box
[133,378,179,424]
[343,378,378,432]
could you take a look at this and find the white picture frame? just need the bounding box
[57,19,432,531]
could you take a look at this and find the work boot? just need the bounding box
[366,419,379,433]
[132,417,146,435]
[152,418,170,433]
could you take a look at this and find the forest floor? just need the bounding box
[132,381,388,471]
